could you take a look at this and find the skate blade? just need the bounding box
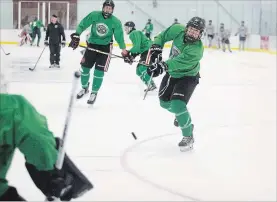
[179,145,193,152]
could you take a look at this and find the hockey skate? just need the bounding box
[87,93,97,105]
[178,124,194,152]
[49,64,55,68]
[144,82,157,92]
[54,63,60,68]
[77,83,90,99]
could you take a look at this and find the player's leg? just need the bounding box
[170,75,199,150]
[37,29,41,47]
[226,39,232,52]
[55,44,61,67]
[77,45,97,99]
[49,43,55,68]
[159,73,176,111]
[87,44,111,105]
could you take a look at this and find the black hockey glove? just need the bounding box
[69,33,80,50]
[149,44,163,63]
[61,40,66,48]
[147,61,167,77]
[44,40,49,46]
[122,51,134,65]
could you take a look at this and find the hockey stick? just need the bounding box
[79,45,150,66]
[29,46,46,71]
[56,71,80,169]
[0,46,10,55]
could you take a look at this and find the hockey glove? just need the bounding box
[149,44,163,63]
[44,40,49,46]
[122,51,134,65]
[61,40,66,48]
[69,33,80,50]
[147,61,167,77]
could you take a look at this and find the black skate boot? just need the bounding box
[144,82,157,92]
[178,124,194,152]
[87,93,97,105]
[76,83,90,99]
[174,118,179,127]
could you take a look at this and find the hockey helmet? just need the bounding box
[184,17,205,43]
[124,21,136,34]
[102,0,115,18]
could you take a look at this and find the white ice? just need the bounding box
[1,45,276,201]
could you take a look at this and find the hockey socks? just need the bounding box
[136,65,153,85]
[80,66,90,88]
[91,69,104,94]
[160,99,193,137]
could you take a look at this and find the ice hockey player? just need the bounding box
[235,20,248,51]
[18,22,32,46]
[205,20,215,48]
[221,28,232,53]
[142,19,153,39]
[123,21,157,91]
[44,14,66,68]
[69,0,127,105]
[30,17,45,47]
[0,73,93,201]
[146,17,205,151]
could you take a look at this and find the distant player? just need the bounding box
[235,21,248,51]
[0,73,93,200]
[142,19,153,39]
[44,14,66,68]
[206,20,215,48]
[18,22,32,46]
[122,21,157,91]
[221,29,232,53]
[30,17,45,47]
[146,17,205,151]
[69,0,127,105]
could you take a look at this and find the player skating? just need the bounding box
[122,21,157,92]
[0,72,92,200]
[235,21,248,51]
[205,20,215,48]
[146,17,205,151]
[69,0,127,105]
[18,22,32,46]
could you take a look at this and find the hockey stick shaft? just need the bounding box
[29,46,46,71]
[79,45,150,66]
[55,71,80,170]
[0,46,10,55]
[143,72,154,100]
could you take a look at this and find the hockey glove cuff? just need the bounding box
[122,51,134,65]
[44,40,49,46]
[150,44,163,63]
[147,61,167,77]
[69,33,80,50]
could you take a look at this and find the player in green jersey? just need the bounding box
[122,21,157,91]
[146,17,205,151]
[30,17,45,47]
[0,73,92,200]
[69,0,127,105]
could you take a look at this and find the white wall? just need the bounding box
[0,0,13,29]
[0,29,276,52]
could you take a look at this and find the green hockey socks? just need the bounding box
[160,99,193,137]
[80,67,104,94]
[136,65,152,85]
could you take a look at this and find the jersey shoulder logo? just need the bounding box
[96,23,109,37]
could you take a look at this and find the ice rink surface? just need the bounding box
[1,45,276,201]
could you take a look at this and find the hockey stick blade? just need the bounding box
[0,46,10,55]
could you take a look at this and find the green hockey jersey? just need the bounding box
[154,24,204,78]
[76,11,126,49]
[31,20,44,30]
[0,94,58,197]
[128,30,152,54]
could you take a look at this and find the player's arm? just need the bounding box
[153,24,184,48]
[45,24,50,40]
[60,24,66,41]
[113,19,126,50]
[76,11,97,35]
[129,31,142,54]
[165,43,203,73]
[150,23,153,32]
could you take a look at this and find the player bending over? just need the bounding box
[123,21,157,91]
[18,23,32,46]
[69,0,127,105]
[146,17,205,151]
[0,74,92,200]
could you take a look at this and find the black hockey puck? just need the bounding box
[74,71,81,78]
[131,132,137,140]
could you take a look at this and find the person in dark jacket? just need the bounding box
[44,15,66,68]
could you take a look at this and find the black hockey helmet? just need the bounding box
[184,16,205,43]
[124,21,136,34]
[102,0,115,18]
